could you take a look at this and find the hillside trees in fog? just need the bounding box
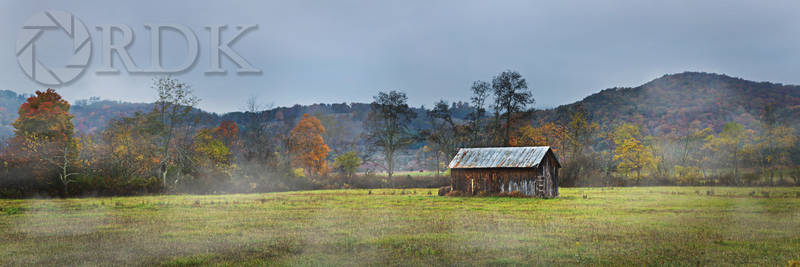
[703,122,752,185]
[2,71,800,197]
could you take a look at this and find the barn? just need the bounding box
[447,146,561,198]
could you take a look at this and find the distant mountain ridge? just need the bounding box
[0,71,797,138]
[535,72,800,134]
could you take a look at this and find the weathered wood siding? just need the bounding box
[450,152,559,198]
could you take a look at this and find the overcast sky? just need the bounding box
[2,0,799,113]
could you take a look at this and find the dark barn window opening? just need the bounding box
[447,146,561,198]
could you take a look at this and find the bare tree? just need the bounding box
[21,135,79,195]
[242,95,275,162]
[492,70,534,146]
[364,91,417,178]
[469,81,490,147]
[426,100,461,175]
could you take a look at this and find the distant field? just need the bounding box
[367,170,447,177]
[1,187,799,266]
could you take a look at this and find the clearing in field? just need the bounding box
[1,187,799,266]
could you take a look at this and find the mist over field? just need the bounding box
[2,188,799,265]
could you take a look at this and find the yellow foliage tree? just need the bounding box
[289,114,330,176]
[756,125,797,184]
[193,128,233,171]
[613,124,656,184]
[703,122,753,184]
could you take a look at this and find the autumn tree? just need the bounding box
[216,120,239,153]
[492,70,534,146]
[11,89,79,194]
[767,126,797,182]
[565,105,598,161]
[756,104,797,184]
[194,128,233,169]
[704,122,753,184]
[101,112,162,179]
[613,124,656,184]
[644,134,675,180]
[193,128,233,176]
[13,89,74,140]
[674,127,712,184]
[561,107,599,186]
[513,123,567,154]
[152,77,199,188]
[289,114,330,176]
[334,151,362,180]
[758,104,779,184]
[364,91,417,178]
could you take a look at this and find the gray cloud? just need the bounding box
[1,0,799,113]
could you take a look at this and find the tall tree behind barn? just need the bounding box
[448,147,560,198]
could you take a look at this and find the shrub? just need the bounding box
[0,188,23,199]
[438,186,451,196]
[291,168,306,178]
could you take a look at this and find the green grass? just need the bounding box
[1,187,799,266]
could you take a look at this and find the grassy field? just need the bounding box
[1,187,799,266]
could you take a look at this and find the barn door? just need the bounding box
[470,178,474,195]
[536,176,545,197]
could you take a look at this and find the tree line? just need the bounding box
[1,70,799,198]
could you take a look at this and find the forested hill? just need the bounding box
[535,72,800,134]
[0,71,798,137]
[0,91,471,138]
[0,90,27,136]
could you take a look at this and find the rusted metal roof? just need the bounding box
[447,146,556,169]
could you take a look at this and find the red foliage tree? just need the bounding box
[7,89,78,193]
[12,88,74,141]
[215,120,239,149]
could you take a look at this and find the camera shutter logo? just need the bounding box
[16,10,91,86]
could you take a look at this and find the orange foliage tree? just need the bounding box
[289,114,330,176]
[13,89,74,140]
[9,89,78,193]
[512,122,568,157]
